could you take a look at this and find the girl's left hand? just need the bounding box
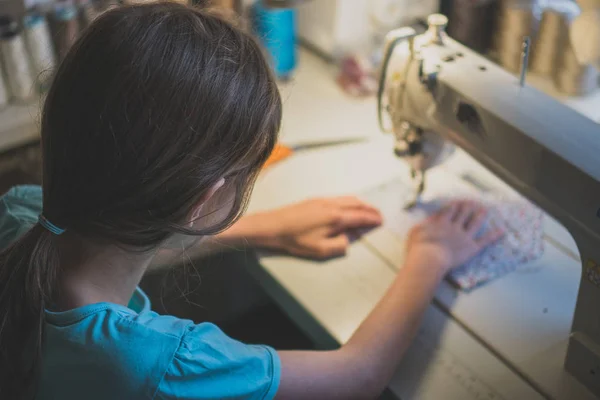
[225,197,383,259]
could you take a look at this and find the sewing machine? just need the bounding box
[378,13,600,398]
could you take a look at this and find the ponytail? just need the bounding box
[0,224,61,399]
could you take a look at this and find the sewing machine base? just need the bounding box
[565,332,600,395]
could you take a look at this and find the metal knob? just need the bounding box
[425,13,448,45]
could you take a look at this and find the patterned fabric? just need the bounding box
[448,197,544,290]
[361,177,546,291]
[406,196,545,290]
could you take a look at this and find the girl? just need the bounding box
[0,3,502,399]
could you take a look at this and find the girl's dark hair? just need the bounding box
[0,3,281,398]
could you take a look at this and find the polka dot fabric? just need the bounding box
[451,198,544,289]
[415,196,545,290]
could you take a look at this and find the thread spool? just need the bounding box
[562,37,585,71]
[495,1,541,73]
[502,5,535,30]
[554,41,599,96]
[23,11,55,91]
[576,0,600,11]
[498,44,524,72]
[448,0,498,53]
[529,10,567,75]
[570,9,600,66]
[251,2,297,80]
[0,16,35,102]
[541,2,599,96]
[555,67,598,95]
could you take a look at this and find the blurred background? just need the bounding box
[0,0,597,194]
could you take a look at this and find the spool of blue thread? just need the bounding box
[251,2,297,80]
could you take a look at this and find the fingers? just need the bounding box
[452,201,477,225]
[465,208,487,235]
[315,234,350,258]
[315,197,383,229]
[331,196,382,215]
[477,227,505,247]
[448,201,504,247]
[334,209,383,230]
[439,201,487,230]
[437,203,458,221]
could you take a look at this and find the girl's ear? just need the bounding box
[188,178,225,228]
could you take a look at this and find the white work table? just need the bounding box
[246,50,600,400]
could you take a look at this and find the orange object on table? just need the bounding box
[263,144,294,169]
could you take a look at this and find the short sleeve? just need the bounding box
[0,185,43,250]
[156,323,281,400]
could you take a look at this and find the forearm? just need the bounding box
[278,258,444,399]
[344,257,444,393]
[215,212,279,248]
[149,213,279,270]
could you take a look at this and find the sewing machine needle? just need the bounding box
[519,36,531,87]
[404,195,420,210]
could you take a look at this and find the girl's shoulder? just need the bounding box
[44,304,281,400]
[155,318,281,400]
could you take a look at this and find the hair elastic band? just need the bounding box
[38,215,65,235]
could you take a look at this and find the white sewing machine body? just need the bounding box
[245,22,600,400]
[379,15,600,398]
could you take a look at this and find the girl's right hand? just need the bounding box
[405,200,505,275]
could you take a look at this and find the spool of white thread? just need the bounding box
[530,9,567,75]
[23,12,55,90]
[0,17,35,102]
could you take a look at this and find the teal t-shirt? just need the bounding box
[0,185,281,400]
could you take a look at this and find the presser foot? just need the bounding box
[404,169,425,210]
